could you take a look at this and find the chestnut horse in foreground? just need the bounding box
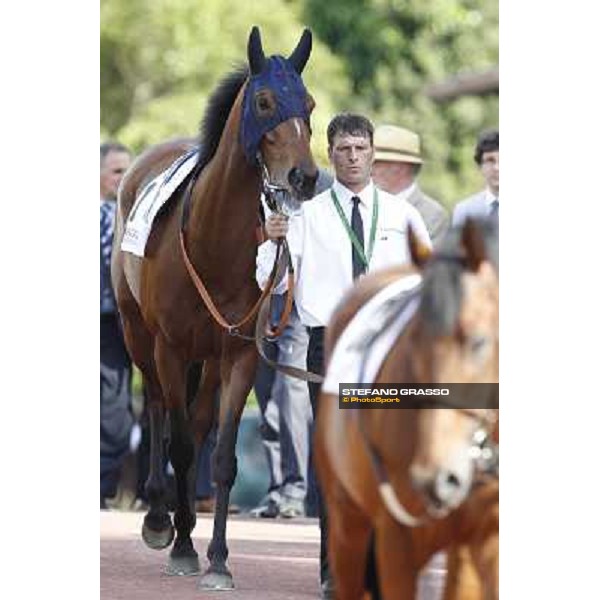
[112,27,317,589]
[316,220,499,599]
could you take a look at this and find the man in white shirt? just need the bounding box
[251,170,332,521]
[371,124,449,246]
[452,129,499,225]
[256,113,430,598]
[256,114,430,331]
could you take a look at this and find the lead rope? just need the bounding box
[178,162,287,337]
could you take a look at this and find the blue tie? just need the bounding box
[490,199,499,217]
[351,196,365,279]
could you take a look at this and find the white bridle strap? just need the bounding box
[378,482,424,527]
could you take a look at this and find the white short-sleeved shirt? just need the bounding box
[256,178,431,327]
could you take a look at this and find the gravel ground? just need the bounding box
[100,511,445,600]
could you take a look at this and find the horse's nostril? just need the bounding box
[288,167,303,189]
[288,167,317,198]
[423,482,443,508]
[446,472,461,488]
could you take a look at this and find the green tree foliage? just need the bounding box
[101,0,349,165]
[302,0,498,204]
[101,0,498,205]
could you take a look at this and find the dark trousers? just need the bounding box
[100,313,133,499]
[309,326,380,597]
[307,326,329,585]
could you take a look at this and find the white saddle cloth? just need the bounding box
[322,274,422,395]
[121,148,199,257]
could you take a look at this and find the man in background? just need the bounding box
[372,124,449,246]
[100,141,134,509]
[452,129,499,225]
[251,169,332,519]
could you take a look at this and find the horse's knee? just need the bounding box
[211,447,238,488]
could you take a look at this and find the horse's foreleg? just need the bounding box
[140,373,174,550]
[466,485,499,600]
[188,358,220,509]
[443,545,482,600]
[325,484,372,600]
[154,336,199,576]
[469,491,500,600]
[200,345,256,591]
[445,480,498,600]
[165,404,200,575]
[471,536,499,600]
[375,516,419,599]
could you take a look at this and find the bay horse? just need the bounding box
[315,219,499,599]
[111,27,317,590]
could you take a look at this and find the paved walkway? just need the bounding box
[100,511,445,599]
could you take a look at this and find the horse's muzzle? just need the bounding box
[288,167,317,200]
[410,464,473,516]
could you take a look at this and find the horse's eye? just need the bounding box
[254,90,275,117]
[467,334,490,357]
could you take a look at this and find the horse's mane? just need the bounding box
[196,64,249,171]
[420,220,498,335]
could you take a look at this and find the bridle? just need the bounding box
[356,404,498,528]
[177,152,296,340]
[349,255,499,527]
[257,151,291,210]
[179,150,294,341]
[252,151,325,383]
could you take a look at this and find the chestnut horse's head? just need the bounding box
[241,26,318,207]
[407,219,499,516]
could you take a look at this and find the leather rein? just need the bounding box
[177,154,297,341]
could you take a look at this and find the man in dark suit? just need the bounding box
[372,124,449,246]
[100,141,134,508]
[453,129,499,225]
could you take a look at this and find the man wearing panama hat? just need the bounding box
[372,124,449,246]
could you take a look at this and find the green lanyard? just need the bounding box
[330,188,379,271]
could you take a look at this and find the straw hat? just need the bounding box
[373,124,423,164]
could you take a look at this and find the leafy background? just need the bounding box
[101,0,498,208]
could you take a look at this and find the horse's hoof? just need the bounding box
[141,519,174,550]
[198,567,235,591]
[164,554,201,576]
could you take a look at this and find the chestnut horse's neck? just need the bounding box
[185,83,261,281]
[380,309,467,389]
[394,316,435,381]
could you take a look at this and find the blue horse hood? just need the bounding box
[240,56,311,164]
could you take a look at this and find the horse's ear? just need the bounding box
[408,223,432,269]
[288,28,312,74]
[248,26,266,75]
[461,218,488,271]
